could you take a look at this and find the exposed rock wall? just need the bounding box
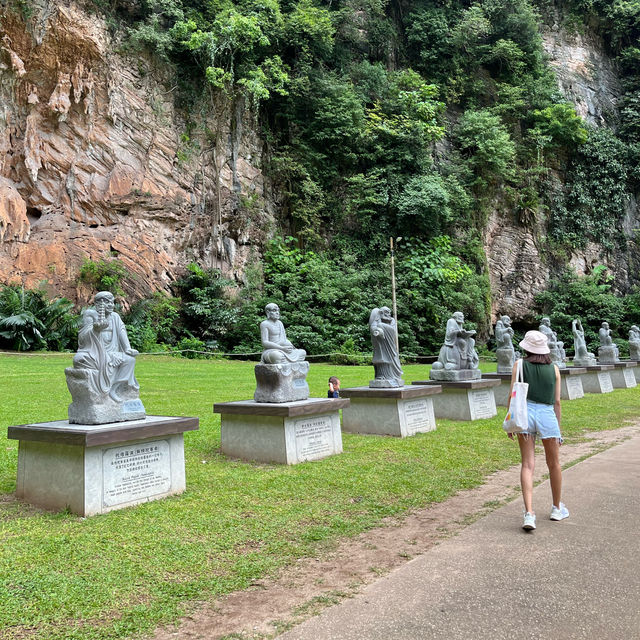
[486,14,635,322]
[0,0,271,304]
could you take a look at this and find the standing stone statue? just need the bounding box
[598,321,620,364]
[254,303,309,402]
[629,325,640,361]
[369,307,403,388]
[65,291,146,424]
[430,311,481,381]
[571,319,596,366]
[495,315,516,374]
[539,317,566,368]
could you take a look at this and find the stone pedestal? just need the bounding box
[7,416,198,516]
[254,361,310,403]
[340,385,441,437]
[481,373,512,406]
[609,362,638,389]
[559,367,587,400]
[65,368,146,425]
[411,379,499,421]
[496,348,515,374]
[581,365,615,394]
[214,398,348,465]
[429,368,482,382]
[597,346,619,365]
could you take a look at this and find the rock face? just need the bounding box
[0,1,271,303]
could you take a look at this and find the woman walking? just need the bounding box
[508,330,569,531]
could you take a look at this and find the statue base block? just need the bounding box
[481,373,512,406]
[65,368,146,425]
[340,386,441,437]
[573,357,597,367]
[7,416,198,516]
[214,398,348,464]
[559,367,587,400]
[429,368,482,382]
[496,348,515,374]
[254,362,310,403]
[610,362,638,389]
[411,379,499,421]
[582,365,614,394]
[369,378,404,388]
[598,347,620,364]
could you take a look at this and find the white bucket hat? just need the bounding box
[519,330,550,355]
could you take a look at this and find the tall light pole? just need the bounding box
[390,237,401,353]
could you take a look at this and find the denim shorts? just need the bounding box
[523,400,562,442]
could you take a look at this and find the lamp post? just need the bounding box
[390,237,401,353]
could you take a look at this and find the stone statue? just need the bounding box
[430,311,481,381]
[495,315,516,374]
[65,291,146,424]
[254,303,309,402]
[598,321,620,364]
[572,319,596,366]
[539,317,566,368]
[369,306,403,388]
[629,325,640,361]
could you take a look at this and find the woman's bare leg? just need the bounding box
[543,437,562,508]
[518,434,536,513]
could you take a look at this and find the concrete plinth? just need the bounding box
[340,386,442,437]
[581,365,615,394]
[411,379,500,421]
[481,373,512,406]
[214,398,349,465]
[7,416,199,516]
[609,362,638,389]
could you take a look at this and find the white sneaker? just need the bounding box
[523,512,536,530]
[550,503,570,521]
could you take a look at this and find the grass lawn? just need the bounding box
[1,353,639,640]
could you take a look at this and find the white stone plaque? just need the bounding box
[103,440,171,507]
[565,376,584,400]
[598,372,614,393]
[403,399,435,435]
[624,369,637,387]
[294,416,334,461]
[469,389,496,420]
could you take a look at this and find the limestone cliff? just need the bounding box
[0,0,271,304]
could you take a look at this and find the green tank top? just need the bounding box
[522,360,556,405]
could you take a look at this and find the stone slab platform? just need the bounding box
[609,361,638,388]
[340,385,442,437]
[411,379,499,421]
[214,398,349,465]
[483,368,587,404]
[582,365,614,394]
[8,416,199,517]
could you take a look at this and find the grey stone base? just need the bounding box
[369,378,404,388]
[7,416,198,516]
[496,349,515,374]
[573,357,597,368]
[254,362,310,403]
[560,368,586,400]
[412,380,499,421]
[582,367,614,394]
[65,367,146,424]
[215,398,348,464]
[429,368,482,382]
[481,373,512,406]
[598,346,619,365]
[610,363,638,389]
[340,386,441,437]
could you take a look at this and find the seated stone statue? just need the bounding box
[598,321,619,363]
[539,317,565,368]
[629,325,640,361]
[66,291,145,424]
[495,314,516,374]
[572,319,596,366]
[260,303,307,364]
[430,311,480,381]
[255,303,309,403]
[369,306,403,388]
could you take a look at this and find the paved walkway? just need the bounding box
[278,433,640,640]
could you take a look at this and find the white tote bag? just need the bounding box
[502,359,529,434]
